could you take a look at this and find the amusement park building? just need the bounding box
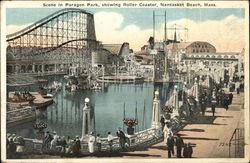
[167,41,244,82]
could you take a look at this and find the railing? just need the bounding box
[12,128,163,155]
[229,128,244,158]
[7,106,36,124]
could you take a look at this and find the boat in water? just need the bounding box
[37,79,48,83]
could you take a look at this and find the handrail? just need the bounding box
[229,128,237,144]
[229,128,244,158]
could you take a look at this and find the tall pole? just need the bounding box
[164,11,167,42]
[153,11,155,45]
[135,101,138,132]
[142,100,146,130]
[123,102,125,131]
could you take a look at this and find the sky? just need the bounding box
[6,8,245,52]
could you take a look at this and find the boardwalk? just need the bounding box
[120,92,245,158]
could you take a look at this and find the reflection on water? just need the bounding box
[8,75,181,138]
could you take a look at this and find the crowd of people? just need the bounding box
[166,134,193,158]
[40,128,129,157]
[161,120,193,158]
[42,131,82,157]
[11,91,35,103]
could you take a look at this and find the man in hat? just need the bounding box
[88,132,95,154]
[43,131,53,152]
[187,142,193,158]
[166,134,175,158]
[160,115,165,131]
[116,127,126,150]
[183,143,188,158]
[73,136,81,157]
[175,134,184,158]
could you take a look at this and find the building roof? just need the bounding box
[102,42,129,56]
[166,42,193,50]
[166,41,216,50]
[102,44,123,55]
[185,52,240,55]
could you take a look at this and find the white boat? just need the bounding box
[42,93,53,98]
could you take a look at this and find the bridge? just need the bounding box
[6,8,99,75]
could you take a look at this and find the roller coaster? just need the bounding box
[6,8,99,74]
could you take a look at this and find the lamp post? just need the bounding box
[151,91,161,129]
[82,98,92,140]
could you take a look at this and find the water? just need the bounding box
[7,75,181,138]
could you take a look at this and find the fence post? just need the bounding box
[237,129,240,157]
[235,130,237,158]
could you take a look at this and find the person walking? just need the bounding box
[223,94,229,111]
[116,127,126,150]
[166,134,175,158]
[229,93,233,105]
[236,81,240,94]
[175,134,184,158]
[211,102,216,117]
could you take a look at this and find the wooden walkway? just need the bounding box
[120,92,245,158]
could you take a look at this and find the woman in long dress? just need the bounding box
[88,132,95,153]
[163,123,173,143]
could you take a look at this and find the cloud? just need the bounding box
[94,11,152,51]
[157,15,245,52]
[6,23,32,35]
[6,12,245,53]
[94,12,245,52]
